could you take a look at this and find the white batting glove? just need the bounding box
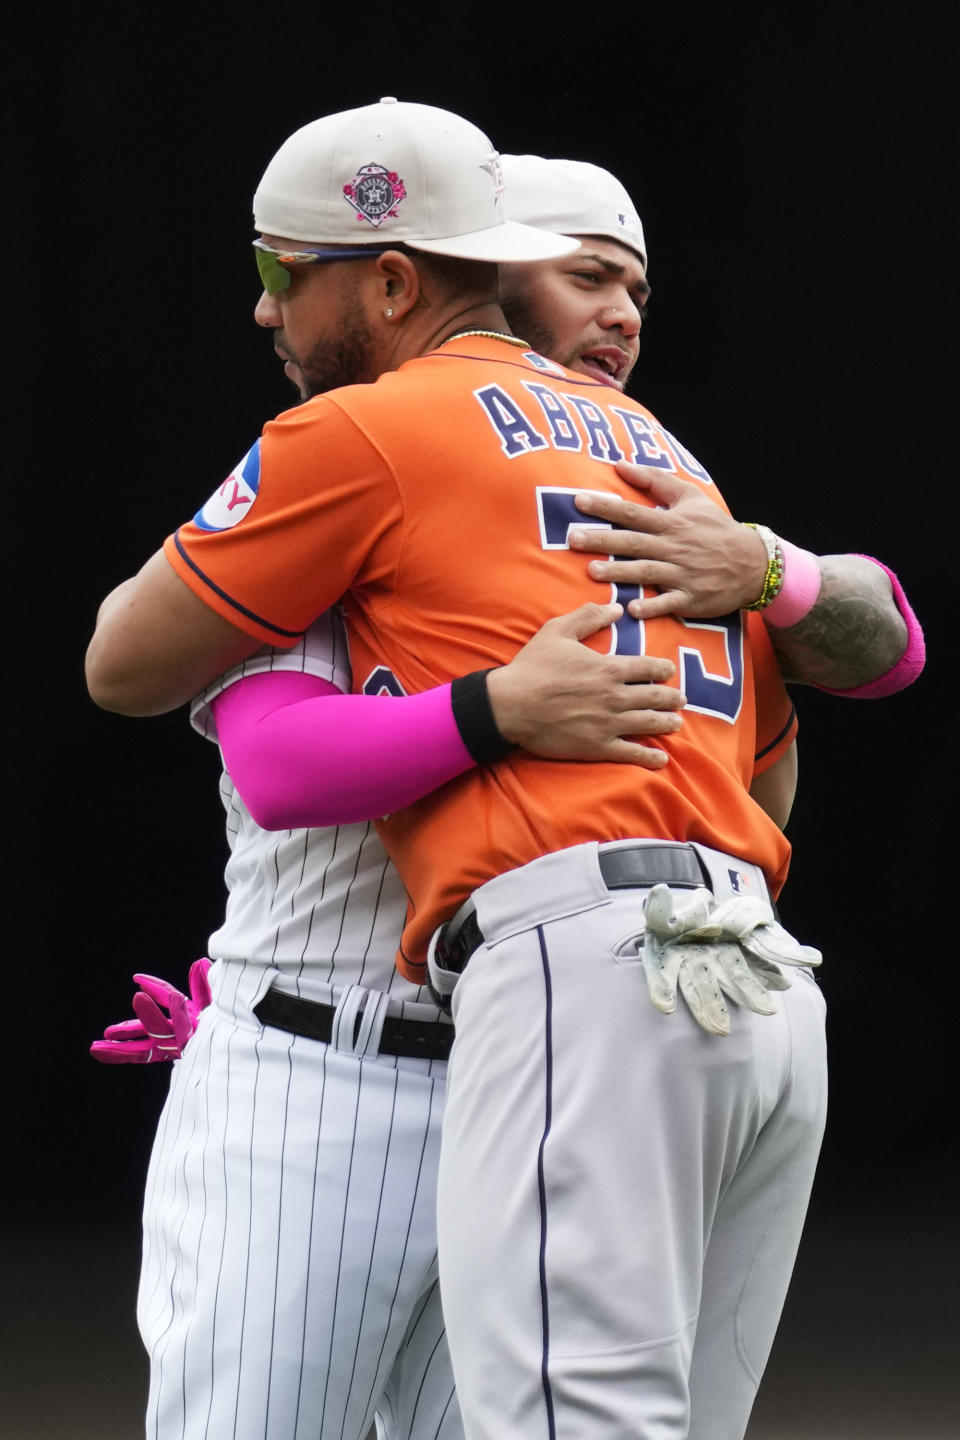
[640,886,820,1036]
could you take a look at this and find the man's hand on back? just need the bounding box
[488,601,685,768]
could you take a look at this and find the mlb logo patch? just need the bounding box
[522,351,566,375]
[728,869,752,894]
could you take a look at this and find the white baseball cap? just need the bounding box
[501,154,647,269]
[254,98,580,263]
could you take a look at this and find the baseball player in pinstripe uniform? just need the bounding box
[89,122,692,1440]
[88,105,922,1440]
[135,619,456,1440]
[117,605,685,1440]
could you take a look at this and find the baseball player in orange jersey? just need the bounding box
[87,128,714,1440]
[87,118,693,1440]
[86,102,922,1440]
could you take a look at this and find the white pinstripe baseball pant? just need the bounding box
[139,959,461,1440]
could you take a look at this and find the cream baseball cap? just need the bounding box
[253,98,580,263]
[501,154,647,269]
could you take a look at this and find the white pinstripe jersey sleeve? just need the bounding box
[189,605,353,742]
[192,609,433,1011]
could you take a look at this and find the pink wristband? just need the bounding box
[762,539,822,628]
[815,559,925,698]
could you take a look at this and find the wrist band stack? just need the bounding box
[764,539,823,627]
[742,524,784,610]
[742,524,823,626]
[740,531,923,694]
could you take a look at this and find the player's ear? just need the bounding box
[373,250,421,322]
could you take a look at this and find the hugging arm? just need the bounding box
[214,602,687,830]
[570,465,922,695]
[86,551,264,717]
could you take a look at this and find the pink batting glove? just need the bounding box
[89,958,213,1065]
[133,959,213,1051]
[90,1000,178,1064]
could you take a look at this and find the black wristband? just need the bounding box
[450,669,513,765]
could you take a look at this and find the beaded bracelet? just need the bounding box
[742,523,785,610]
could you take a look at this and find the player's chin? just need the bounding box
[282,359,309,400]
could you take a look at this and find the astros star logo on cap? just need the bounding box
[343,163,407,227]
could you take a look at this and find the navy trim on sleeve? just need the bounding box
[173,530,303,640]
[754,703,797,763]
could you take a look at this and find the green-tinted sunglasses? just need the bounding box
[253,239,390,295]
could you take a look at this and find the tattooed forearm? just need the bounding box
[768,555,908,689]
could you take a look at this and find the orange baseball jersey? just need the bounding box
[167,336,796,978]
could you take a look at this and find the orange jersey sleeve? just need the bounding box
[164,405,404,646]
[748,614,798,776]
[166,337,792,976]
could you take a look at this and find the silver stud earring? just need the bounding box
[386,307,394,317]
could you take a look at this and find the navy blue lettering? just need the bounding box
[474,385,549,457]
[566,397,624,463]
[361,666,407,697]
[535,488,640,653]
[535,487,745,715]
[610,408,676,471]
[525,384,582,451]
[676,616,744,722]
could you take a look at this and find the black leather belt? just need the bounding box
[434,843,708,978]
[254,987,454,1061]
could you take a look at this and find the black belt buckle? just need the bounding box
[254,987,453,1061]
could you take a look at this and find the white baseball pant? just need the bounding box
[139,959,462,1440]
[435,840,828,1440]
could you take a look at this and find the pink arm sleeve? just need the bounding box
[814,559,926,698]
[212,671,476,828]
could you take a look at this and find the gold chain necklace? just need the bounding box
[444,328,530,348]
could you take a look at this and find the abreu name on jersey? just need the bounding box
[475,366,712,481]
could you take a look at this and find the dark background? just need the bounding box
[7,4,956,1436]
